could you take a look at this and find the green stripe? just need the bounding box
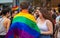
[12,16,40,32]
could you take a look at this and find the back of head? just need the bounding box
[1,8,10,16]
[20,2,29,9]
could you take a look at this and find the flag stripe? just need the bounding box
[14,13,36,22]
[6,22,40,38]
[13,16,40,32]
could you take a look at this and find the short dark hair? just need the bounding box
[1,8,10,15]
[20,2,29,9]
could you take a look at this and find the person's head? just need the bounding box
[20,2,29,10]
[11,10,18,17]
[1,8,10,17]
[37,8,53,22]
[34,7,41,18]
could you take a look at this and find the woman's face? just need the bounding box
[35,9,42,18]
[35,10,39,14]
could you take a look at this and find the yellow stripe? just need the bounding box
[14,12,36,22]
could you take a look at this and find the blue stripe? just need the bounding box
[10,22,40,38]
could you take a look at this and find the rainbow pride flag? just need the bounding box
[12,6,19,11]
[5,11,40,38]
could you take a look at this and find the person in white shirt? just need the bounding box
[35,8,53,38]
[55,12,60,38]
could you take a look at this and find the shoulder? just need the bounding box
[29,14,35,18]
[5,18,10,22]
[3,18,10,25]
[7,19,10,22]
[46,20,53,25]
[27,14,36,22]
[46,20,53,28]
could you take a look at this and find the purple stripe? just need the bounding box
[5,30,14,38]
[5,28,34,38]
[19,30,34,38]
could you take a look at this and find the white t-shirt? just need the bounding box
[56,16,60,23]
[37,18,48,33]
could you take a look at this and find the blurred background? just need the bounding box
[0,0,60,11]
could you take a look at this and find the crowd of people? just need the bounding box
[0,2,60,38]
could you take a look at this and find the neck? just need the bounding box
[39,17,45,21]
[21,9,28,13]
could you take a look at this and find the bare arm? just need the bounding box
[4,19,11,32]
[6,19,11,32]
[41,20,53,35]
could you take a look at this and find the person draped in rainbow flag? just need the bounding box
[5,2,40,38]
